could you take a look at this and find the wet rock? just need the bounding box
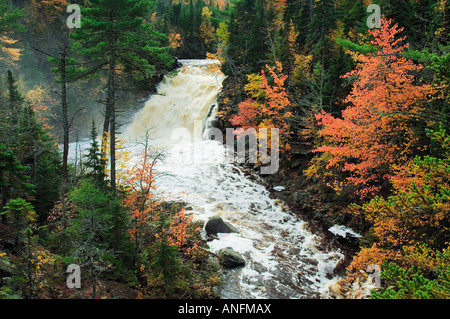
[251,261,268,273]
[205,215,239,236]
[303,258,319,266]
[333,258,348,276]
[218,247,245,268]
[328,225,362,251]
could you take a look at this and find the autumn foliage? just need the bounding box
[122,148,158,244]
[230,61,293,158]
[314,18,433,199]
[346,125,449,285]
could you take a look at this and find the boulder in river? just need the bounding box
[205,215,239,236]
[218,247,245,268]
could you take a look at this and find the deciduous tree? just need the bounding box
[314,18,433,199]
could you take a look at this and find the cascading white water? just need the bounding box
[122,60,345,298]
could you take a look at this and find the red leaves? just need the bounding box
[123,148,158,240]
[229,98,259,128]
[314,18,433,199]
[166,209,200,255]
[230,61,292,154]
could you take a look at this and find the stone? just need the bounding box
[218,247,245,268]
[205,215,239,236]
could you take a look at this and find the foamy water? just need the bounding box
[71,60,346,298]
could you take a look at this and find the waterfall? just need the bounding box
[121,60,344,298]
[124,59,225,146]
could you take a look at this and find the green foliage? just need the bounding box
[6,69,24,123]
[1,198,37,250]
[84,120,107,188]
[0,286,21,299]
[0,0,25,41]
[335,38,377,54]
[2,197,36,226]
[172,0,211,58]
[67,180,113,298]
[15,105,62,221]
[148,213,186,288]
[372,260,450,299]
[71,0,174,86]
[220,0,273,76]
[0,143,34,213]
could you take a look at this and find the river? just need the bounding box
[119,60,346,299]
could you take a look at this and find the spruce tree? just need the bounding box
[84,120,107,189]
[15,105,61,222]
[6,69,24,129]
[67,180,112,299]
[71,0,174,197]
[0,144,33,223]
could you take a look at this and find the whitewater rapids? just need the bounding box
[72,60,346,298]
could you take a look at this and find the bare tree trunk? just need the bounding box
[107,51,117,198]
[60,45,69,190]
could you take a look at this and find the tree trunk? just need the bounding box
[308,0,313,23]
[107,52,117,198]
[61,45,69,191]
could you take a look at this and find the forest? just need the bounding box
[0,0,449,300]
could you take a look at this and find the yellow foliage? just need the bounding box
[347,244,400,281]
[200,21,215,45]
[292,53,313,83]
[244,73,264,99]
[0,36,22,65]
[201,6,212,18]
[169,33,183,49]
[101,132,133,186]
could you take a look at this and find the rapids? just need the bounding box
[123,60,344,298]
[71,60,346,298]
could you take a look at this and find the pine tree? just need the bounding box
[67,180,112,299]
[84,120,107,189]
[0,144,34,224]
[15,105,61,222]
[221,0,271,76]
[71,0,174,197]
[5,69,24,129]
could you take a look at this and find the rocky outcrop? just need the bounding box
[205,215,239,236]
[218,247,245,268]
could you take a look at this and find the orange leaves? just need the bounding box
[314,18,433,199]
[229,98,259,128]
[123,148,158,241]
[169,33,183,49]
[347,244,400,280]
[230,61,292,155]
[166,209,200,255]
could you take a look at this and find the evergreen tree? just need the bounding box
[71,0,174,197]
[15,105,61,222]
[84,120,107,189]
[222,0,271,76]
[0,144,33,223]
[4,69,24,132]
[67,180,112,299]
